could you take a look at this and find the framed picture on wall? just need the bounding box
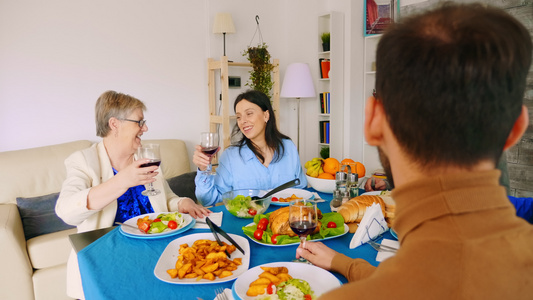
[364,0,400,36]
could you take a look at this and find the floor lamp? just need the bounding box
[280,63,316,151]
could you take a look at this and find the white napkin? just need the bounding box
[212,288,233,300]
[375,239,400,262]
[193,211,223,229]
[349,203,388,249]
[311,192,325,202]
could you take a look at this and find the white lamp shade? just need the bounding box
[280,63,316,98]
[213,13,236,34]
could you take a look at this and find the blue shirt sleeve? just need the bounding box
[508,196,533,224]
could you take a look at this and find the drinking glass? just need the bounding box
[200,132,219,175]
[289,199,318,263]
[137,144,161,196]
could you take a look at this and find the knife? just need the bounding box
[115,222,146,234]
[206,217,245,255]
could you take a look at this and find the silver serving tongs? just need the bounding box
[205,217,245,258]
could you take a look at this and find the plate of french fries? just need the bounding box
[269,188,315,206]
[154,233,250,284]
[232,262,341,299]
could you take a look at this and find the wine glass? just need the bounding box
[200,132,219,175]
[289,199,318,263]
[137,144,161,196]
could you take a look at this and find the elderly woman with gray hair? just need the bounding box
[56,90,210,299]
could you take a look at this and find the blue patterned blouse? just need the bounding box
[112,168,154,224]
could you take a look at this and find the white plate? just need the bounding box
[243,223,349,247]
[269,188,315,206]
[232,262,341,300]
[390,228,398,239]
[119,212,195,239]
[154,233,250,284]
[360,191,382,196]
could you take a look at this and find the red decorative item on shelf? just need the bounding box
[321,59,330,79]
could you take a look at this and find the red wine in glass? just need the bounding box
[137,144,162,196]
[201,147,218,157]
[290,220,317,237]
[289,199,318,263]
[140,159,161,168]
[200,132,219,175]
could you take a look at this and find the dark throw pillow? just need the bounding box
[16,192,75,240]
[167,172,197,202]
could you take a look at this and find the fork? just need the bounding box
[367,238,398,253]
[215,287,229,300]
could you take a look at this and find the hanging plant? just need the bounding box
[243,42,274,97]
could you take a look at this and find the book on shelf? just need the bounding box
[320,93,324,114]
[319,120,330,144]
[326,121,329,144]
[326,93,331,114]
[319,92,330,114]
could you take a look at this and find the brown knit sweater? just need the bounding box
[320,170,533,299]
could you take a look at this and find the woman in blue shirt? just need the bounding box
[194,90,307,206]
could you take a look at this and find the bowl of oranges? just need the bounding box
[304,158,365,194]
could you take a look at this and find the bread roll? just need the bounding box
[338,195,387,223]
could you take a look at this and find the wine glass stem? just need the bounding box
[300,236,307,249]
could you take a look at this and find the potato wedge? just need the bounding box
[246,284,268,297]
[259,271,281,285]
[219,270,233,278]
[250,278,272,286]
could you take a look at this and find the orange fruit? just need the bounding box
[355,162,366,178]
[340,158,356,173]
[318,172,335,179]
[323,158,340,175]
[340,158,366,178]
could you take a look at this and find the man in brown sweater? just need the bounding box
[297,3,533,299]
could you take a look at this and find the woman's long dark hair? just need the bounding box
[231,90,290,164]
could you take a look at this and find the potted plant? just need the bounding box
[243,43,274,97]
[321,32,330,52]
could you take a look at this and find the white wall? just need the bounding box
[0,0,210,160]
[1,0,374,171]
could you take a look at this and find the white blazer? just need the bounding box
[56,142,184,298]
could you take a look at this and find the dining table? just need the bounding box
[75,189,394,300]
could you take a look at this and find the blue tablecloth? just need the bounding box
[77,190,392,299]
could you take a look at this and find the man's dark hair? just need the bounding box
[231,90,290,163]
[375,3,531,169]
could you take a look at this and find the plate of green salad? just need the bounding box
[232,262,341,299]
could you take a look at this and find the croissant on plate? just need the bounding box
[268,206,322,237]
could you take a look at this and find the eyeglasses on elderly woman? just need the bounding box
[121,119,146,128]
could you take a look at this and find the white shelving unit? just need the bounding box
[317,12,344,159]
[362,34,384,173]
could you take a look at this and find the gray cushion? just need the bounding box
[167,172,197,202]
[16,192,75,240]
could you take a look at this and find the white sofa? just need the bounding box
[0,139,193,300]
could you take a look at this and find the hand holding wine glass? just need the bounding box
[290,199,318,263]
[137,144,161,196]
[200,132,219,175]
